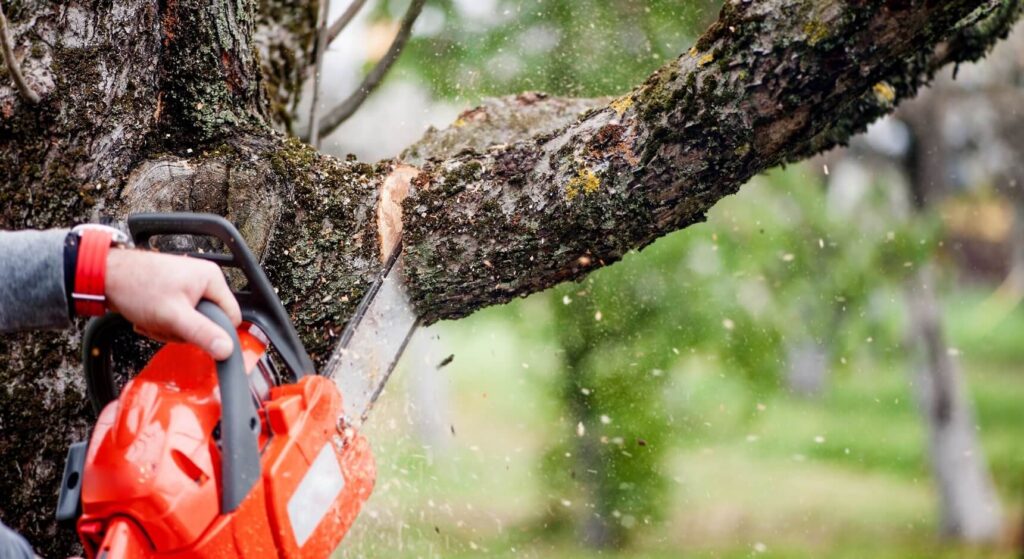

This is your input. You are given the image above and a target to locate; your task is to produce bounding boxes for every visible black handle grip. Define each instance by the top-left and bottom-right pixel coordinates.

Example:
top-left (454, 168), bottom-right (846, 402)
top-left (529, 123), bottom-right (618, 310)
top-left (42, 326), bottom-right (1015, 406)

top-left (128, 214), bottom-right (217, 240)
top-left (128, 213), bottom-right (314, 380)
top-left (196, 300), bottom-right (261, 513)
top-left (82, 314), bottom-right (131, 415)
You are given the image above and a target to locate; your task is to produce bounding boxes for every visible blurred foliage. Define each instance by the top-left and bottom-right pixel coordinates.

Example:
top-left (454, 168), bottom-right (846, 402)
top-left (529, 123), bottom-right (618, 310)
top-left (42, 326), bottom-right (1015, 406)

top-left (351, 318), bottom-right (1024, 556)
top-left (376, 0), bottom-right (718, 100)
top-left (533, 166), bottom-right (939, 546)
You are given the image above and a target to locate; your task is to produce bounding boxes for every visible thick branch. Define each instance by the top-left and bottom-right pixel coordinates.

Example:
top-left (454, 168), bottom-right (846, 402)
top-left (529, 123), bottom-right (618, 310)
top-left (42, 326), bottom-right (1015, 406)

top-left (800, 0), bottom-right (1023, 158)
top-left (402, 92), bottom-right (608, 164)
top-left (397, 0), bottom-right (1020, 324)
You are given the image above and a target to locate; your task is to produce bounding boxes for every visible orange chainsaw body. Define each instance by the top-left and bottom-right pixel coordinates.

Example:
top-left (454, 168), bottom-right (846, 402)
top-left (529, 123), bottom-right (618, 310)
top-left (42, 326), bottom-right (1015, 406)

top-left (76, 328), bottom-right (376, 558)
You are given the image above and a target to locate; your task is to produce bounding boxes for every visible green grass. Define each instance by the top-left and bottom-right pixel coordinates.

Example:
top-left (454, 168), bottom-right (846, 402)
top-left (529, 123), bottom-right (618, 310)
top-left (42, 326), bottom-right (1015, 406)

top-left (336, 295), bottom-right (1024, 558)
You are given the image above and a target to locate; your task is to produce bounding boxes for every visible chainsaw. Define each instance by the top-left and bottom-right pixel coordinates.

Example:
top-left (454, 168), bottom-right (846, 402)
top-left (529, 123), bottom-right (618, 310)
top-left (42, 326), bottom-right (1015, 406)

top-left (54, 213), bottom-right (419, 558)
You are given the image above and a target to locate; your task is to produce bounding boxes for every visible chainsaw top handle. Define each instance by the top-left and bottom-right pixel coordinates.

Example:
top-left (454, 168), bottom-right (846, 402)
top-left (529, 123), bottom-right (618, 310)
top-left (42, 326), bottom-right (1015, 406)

top-left (127, 212), bottom-right (314, 378)
top-left (197, 299), bottom-right (262, 513)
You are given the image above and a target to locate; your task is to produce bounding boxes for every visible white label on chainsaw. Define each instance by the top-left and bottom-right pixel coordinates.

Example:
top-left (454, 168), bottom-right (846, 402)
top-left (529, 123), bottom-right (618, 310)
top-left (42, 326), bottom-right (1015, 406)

top-left (287, 444), bottom-right (345, 547)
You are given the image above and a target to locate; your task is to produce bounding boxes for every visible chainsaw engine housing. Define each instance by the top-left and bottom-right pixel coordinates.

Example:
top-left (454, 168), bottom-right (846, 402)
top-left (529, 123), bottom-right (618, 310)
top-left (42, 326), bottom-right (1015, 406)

top-left (75, 329), bottom-right (375, 558)
top-left (55, 214), bottom-right (376, 558)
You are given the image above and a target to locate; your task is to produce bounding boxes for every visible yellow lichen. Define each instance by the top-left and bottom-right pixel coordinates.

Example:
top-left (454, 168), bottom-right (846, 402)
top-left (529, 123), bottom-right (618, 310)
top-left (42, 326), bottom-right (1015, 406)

top-left (803, 20), bottom-right (829, 46)
top-left (452, 117), bottom-right (467, 128)
top-left (688, 47), bottom-right (699, 58)
top-left (610, 95), bottom-right (634, 117)
top-left (566, 168), bottom-right (601, 201)
top-left (873, 81), bottom-right (896, 104)
top-left (698, 52), bottom-right (714, 66)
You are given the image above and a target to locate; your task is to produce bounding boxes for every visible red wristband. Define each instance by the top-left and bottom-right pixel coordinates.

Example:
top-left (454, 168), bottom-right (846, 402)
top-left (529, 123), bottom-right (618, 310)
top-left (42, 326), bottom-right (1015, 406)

top-left (73, 229), bottom-right (114, 316)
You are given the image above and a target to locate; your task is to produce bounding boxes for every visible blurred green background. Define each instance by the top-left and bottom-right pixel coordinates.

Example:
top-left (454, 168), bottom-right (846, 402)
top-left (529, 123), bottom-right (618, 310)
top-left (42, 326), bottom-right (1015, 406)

top-left (331, 1), bottom-right (1024, 557)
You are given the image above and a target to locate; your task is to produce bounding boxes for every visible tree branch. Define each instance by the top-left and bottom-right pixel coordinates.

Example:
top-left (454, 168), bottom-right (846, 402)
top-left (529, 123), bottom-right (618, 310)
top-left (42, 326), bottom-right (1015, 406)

top-left (316, 0), bottom-right (425, 138)
top-left (307, 0), bottom-right (332, 148)
top-left (798, 0), bottom-right (1024, 159)
top-left (402, 92), bottom-right (608, 164)
top-left (0, 0), bottom-right (39, 104)
top-left (397, 0), bottom-right (1021, 324)
top-left (326, 0), bottom-right (369, 46)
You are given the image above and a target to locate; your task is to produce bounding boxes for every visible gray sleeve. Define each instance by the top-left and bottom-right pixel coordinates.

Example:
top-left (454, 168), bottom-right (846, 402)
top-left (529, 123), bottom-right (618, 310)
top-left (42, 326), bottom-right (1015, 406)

top-left (0, 519), bottom-right (34, 559)
top-left (0, 229), bottom-right (72, 332)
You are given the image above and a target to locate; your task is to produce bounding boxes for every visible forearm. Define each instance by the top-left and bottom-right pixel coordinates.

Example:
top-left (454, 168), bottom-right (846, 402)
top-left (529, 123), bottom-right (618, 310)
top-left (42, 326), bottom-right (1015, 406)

top-left (0, 229), bottom-right (72, 332)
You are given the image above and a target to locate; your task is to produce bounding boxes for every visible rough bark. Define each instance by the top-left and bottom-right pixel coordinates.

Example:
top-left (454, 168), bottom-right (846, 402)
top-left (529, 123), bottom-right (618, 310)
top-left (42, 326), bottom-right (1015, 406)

top-left (0, 0), bottom-right (1020, 554)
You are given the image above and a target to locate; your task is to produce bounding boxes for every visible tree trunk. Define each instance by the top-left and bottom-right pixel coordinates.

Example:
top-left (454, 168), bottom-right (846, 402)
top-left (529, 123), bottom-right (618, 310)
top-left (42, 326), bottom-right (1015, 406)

top-left (905, 264), bottom-right (1003, 541)
top-left (1006, 198), bottom-right (1024, 294)
top-left (785, 338), bottom-right (829, 397)
top-left (563, 352), bottom-right (622, 549)
top-left (0, 0), bottom-right (1020, 554)
top-left (551, 286), bottom-right (626, 550)
top-left (899, 80), bottom-right (1006, 541)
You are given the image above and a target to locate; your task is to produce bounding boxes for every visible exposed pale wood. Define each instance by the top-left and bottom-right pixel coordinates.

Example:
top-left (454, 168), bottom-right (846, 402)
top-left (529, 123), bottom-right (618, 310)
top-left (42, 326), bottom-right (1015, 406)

top-left (378, 164), bottom-right (419, 261)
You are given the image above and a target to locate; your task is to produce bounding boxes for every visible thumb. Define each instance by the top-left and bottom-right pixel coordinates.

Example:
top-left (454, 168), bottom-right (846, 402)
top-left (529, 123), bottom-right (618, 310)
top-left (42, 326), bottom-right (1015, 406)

top-left (172, 307), bottom-right (236, 360)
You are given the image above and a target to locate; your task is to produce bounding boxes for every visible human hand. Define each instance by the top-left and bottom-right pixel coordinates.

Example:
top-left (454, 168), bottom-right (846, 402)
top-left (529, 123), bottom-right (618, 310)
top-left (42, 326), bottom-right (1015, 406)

top-left (103, 249), bottom-right (242, 360)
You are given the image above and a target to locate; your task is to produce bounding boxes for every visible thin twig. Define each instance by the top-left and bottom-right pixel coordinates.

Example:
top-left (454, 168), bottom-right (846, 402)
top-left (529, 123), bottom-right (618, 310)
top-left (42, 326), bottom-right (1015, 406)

top-left (317, 0), bottom-right (426, 139)
top-left (326, 0), bottom-right (369, 46)
top-left (0, 0), bottom-right (39, 104)
top-left (301, 0), bottom-right (369, 84)
top-left (307, 0), bottom-right (332, 148)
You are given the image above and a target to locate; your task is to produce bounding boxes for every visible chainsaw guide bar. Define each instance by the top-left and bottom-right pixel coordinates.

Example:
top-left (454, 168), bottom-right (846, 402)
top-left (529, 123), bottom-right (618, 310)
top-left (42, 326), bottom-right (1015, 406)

top-left (322, 239), bottom-right (421, 427)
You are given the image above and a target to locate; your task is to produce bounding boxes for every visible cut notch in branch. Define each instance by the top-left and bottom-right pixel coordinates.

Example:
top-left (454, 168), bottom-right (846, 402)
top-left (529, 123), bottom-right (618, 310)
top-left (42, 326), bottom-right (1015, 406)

top-left (316, 0), bottom-right (426, 139)
top-left (377, 164), bottom-right (419, 262)
top-left (0, 0), bottom-right (39, 104)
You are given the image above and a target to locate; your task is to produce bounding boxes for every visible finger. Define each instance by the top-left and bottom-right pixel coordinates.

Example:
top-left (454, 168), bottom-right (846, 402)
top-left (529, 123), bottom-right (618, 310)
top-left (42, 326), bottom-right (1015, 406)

top-left (167, 305), bottom-right (236, 360)
top-left (200, 264), bottom-right (243, 326)
top-left (133, 324), bottom-right (178, 344)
